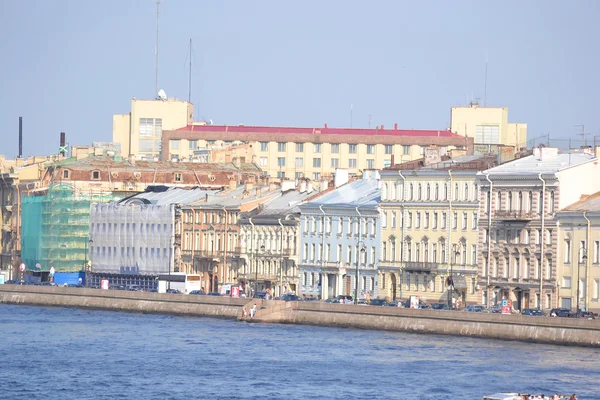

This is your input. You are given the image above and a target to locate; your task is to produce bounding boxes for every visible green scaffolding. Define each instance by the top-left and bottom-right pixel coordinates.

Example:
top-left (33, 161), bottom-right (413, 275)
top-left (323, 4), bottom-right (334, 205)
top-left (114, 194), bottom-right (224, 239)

top-left (21, 184), bottom-right (121, 272)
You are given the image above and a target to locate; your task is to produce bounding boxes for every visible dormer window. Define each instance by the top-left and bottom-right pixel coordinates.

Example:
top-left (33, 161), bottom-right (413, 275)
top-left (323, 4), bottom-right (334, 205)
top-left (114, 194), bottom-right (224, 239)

top-left (92, 170), bottom-right (100, 180)
top-left (63, 170), bottom-right (70, 179)
top-left (174, 173), bottom-right (182, 182)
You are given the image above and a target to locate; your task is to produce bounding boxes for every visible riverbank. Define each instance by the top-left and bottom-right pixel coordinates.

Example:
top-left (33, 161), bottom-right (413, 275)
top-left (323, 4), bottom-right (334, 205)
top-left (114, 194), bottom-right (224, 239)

top-left (2, 285), bottom-right (599, 347)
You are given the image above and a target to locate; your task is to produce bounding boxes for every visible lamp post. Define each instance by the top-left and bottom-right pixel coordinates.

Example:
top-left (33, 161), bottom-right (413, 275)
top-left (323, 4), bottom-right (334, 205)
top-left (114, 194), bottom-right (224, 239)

top-left (576, 248), bottom-right (588, 318)
top-left (448, 245), bottom-right (461, 309)
top-left (255, 244), bottom-right (265, 296)
top-left (355, 240), bottom-right (366, 304)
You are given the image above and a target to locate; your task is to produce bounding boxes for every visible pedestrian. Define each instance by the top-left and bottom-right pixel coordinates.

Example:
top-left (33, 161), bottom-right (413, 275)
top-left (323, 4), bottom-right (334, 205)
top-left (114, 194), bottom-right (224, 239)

top-left (569, 395), bottom-right (578, 400)
top-left (242, 306), bottom-right (248, 319)
top-left (250, 304), bottom-right (257, 319)
top-left (78, 277), bottom-right (83, 285)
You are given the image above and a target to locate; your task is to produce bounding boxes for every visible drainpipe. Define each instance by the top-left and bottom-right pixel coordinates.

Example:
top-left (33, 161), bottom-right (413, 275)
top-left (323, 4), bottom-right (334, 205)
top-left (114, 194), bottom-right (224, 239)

top-left (538, 173), bottom-right (546, 308)
top-left (249, 217), bottom-right (255, 297)
top-left (448, 170), bottom-right (454, 282)
top-left (485, 174), bottom-right (493, 306)
top-left (583, 211), bottom-right (591, 312)
top-left (319, 205), bottom-right (327, 300)
top-left (278, 217), bottom-right (284, 298)
top-left (398, 171), bottom-right (405, 300)
top-left (355, 206), bottom-right (362, 304)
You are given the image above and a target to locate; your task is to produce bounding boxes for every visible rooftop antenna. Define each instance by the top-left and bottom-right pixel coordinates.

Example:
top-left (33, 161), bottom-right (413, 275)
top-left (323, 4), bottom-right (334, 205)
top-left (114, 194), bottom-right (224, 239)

top-left (483, 49), bottom-right (488, 107)
top-left (350, 104), bottom-right (353, 128)
top-left (574, 124), bottom-right (589, 147)
top-left (368, 113), bottom-right (372, 129)
top-left (155, 0), bottom-right (160, 96)
top-left (188, 38), bottom-right (192, 103)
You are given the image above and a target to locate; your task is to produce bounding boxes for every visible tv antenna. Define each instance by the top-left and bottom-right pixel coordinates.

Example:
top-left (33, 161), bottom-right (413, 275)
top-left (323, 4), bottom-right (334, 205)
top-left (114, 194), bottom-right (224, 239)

top-left (155, 0), bottom-right (160, 96)
top-left (574, 124), bottom-right (590, 147)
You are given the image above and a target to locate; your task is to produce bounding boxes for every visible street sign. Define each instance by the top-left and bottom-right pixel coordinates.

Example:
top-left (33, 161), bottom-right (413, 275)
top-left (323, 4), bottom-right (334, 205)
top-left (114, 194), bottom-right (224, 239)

top-left (19, 263), bottom-right (26, 272)
top-left (59, 145), bottom-right (68, 153)
top-left (501, 299), bottom-right (512, 315)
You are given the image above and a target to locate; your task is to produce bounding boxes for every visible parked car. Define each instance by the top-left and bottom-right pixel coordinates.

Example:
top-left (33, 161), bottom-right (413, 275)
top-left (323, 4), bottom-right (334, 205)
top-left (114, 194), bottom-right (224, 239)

top-left (166, 289), bottom-right (182, 294)
top-left (253, 291), bottom-right (268, 299)
top-left (549, 308), bottom-right (571, 317)
top-left (281, 293), bottom-right (302, 301)
top-left (431, 303), bottom-right (450, 310)
top-left (521, 308), bottom-right (546, 316)
top-left (126, 285), bottom-right (144, 292)
top-left (465, 305), bottom-right (485, 312)
top-left (189, 290), bottom-right (206, 295)
top-left (303, 297), bottom-right (318, 302)
top-left (207, 292), bottom-right (222, 296)
top-left (489, 304), bottom-right (502, 313)
top-left (336, 295), bottom-right (354, 304)
top-left (369, 299), bottom-right (389, 306)
top-left (575, 311), bottom-right (596, 319)
top-left (324, 298), bottom-right (339, 303)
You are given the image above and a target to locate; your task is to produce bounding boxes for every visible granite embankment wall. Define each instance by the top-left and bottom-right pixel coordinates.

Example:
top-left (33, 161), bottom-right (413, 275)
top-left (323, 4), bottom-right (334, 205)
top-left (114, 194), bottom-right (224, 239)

top-left (2, 286), bottom-right (600, 347)
top-left (257, 301), bottom-right (600, 347)
top-left (0, 286), bottom-right (246, 318)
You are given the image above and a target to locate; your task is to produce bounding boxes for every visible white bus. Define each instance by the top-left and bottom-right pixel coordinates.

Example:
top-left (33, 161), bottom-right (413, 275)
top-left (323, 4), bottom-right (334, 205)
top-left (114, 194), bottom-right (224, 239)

top-left (157, 274), bottom-right (201, 294)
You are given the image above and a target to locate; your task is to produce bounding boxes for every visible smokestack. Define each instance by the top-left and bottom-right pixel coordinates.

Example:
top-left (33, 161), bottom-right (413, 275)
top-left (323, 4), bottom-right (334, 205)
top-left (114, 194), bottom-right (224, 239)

top-left (18, 117), bottom-right (23, 158)
top-left (60, 132), bottom-right (66, 154)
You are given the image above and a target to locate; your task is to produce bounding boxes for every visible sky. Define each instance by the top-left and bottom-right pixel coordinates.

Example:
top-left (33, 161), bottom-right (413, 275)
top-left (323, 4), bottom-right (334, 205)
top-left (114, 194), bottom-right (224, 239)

top-left (1, 0), bottom-right (599, 158)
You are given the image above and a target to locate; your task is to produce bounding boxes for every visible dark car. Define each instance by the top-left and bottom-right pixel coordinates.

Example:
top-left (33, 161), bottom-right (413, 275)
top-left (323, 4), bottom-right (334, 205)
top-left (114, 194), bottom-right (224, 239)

top-left (166, 289), bottom-right (182, 294)
top-left (549, 308), bottom-right (571, 317)
top-left (369, 299), bottom-right (389, 306)
top-left (281, 293), bottom-right (302, 301)
top-left (189, 290), bottom-right (206, 295)
top-left (465, 305), bottom-right (485, 312)
top-left (324, 298), bottom-right (340, 303)
top-left (521, 308), bottom-right (546, 316)
top-left (576, 311), bottom-right (596, 319)
top-left (253, 291), bottom-right (268, 299)
top-left (207, 292), bottom-right (222, 296)
top-left (431, 303), bottom-right (450, 310)
top-left (489, 304), bottom-right (502, 313)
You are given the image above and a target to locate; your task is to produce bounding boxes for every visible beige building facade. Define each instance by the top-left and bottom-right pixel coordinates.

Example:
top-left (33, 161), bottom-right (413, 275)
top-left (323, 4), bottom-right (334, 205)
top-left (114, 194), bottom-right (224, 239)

top-left (113, 98), bottom-right (194, 159)
top-left (557, 192), bottom-right (600, 314)
top-left (378, 149), bottom-right (498, 306)
top-left (451, 103), bottom-right (527, 149)
top-left (477, 147), bottom-right (600, 311)
top-left (162, 124), bottom-right (474, 181)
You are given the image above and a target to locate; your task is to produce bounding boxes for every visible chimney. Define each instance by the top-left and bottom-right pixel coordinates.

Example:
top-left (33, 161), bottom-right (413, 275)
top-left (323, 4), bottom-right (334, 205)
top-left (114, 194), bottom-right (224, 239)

top-left (394, 123), bottom-right (398, 130)
top-left (299, 179), bottom-right (307, 193)
top-left (381, 125), bottom-right (384, 130)
top-left (334, 169), bottom-right (349, 187)
top-left (269, 181), bottom-right (277, 192)
top-left (424, 145), bottom-right (442, 166)
top-left (390, 154), bottom-right (395, 166)
top-left (233, 156), bottom-right (241, 168)
top-left (128, 154), bottom-right (136, 166)
top-left (229, 178), bottom-right (237, 190)
top-left (242, 190), bottom-right (249, 199)
top-left (245, 180), bottom-right (254, 192)
top-left (320, 179), bottom-right (328, 191)
top-left (18, 117), bottom-right (23, 158)
top-left (324, 123), bottom-right (328, 129)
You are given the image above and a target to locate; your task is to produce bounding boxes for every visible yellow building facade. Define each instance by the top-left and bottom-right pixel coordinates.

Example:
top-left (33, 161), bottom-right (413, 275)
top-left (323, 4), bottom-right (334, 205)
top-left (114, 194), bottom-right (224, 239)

top-left (451, 103), bottom-right (527, 149)
top-left (377, 150), bottom-right (498, 307)
top-left (112, 98), bottom-right (194, 159)
top-left (557, 192), bottom-right (600, 314)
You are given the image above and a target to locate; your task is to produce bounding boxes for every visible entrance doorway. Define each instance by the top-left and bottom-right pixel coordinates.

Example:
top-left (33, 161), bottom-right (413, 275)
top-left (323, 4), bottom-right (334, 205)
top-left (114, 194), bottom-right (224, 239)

top-left (345, 275), bottom-right (352, 296)
top-left (390, 273), bottom-right (397, 300)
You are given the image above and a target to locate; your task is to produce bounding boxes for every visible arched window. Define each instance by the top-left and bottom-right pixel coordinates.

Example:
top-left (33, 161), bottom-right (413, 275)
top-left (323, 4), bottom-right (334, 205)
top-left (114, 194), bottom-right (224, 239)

top-left (528, 191), bottom-right (533, 213)
top-left (381, 182), bottom-right (388, 200)
top-left (508, 192), bottom-right (513, 211)
top-left (435, 183), bottom-right (439, 200)
top-left (418, 184), bottom-right (422, 200)
top-left (550, 191), bottom-right (555, 213)
top-left (454, 183), bottom-right (459, 200)
top-left (464, 183), bottom-right (469, 200)
top-left (443, 183), bottom-right (448, 200)
top-left (391, 183), bottom-right (396, 200)
top-left (426, 184), bottom-right (431, 200)
top-left (409, 183), bottom-right (414, 200)
top-left (518, 192), bottom-right (523, 212)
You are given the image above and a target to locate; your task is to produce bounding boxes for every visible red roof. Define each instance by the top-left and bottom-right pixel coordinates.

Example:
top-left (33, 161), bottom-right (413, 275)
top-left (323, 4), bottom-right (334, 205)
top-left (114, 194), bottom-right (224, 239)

top-left (175, 124), bottom-right (461, 138)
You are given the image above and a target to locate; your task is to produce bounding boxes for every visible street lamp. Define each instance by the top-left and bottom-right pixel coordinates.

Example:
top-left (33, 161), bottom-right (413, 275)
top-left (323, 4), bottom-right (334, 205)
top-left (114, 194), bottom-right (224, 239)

top-left (255, 244), bottom-right (265, 296)
top-left (355, 241), bottom-right (366, 304)
top-left (576, 248), bottom-right (588, 318)
top-left (448, 245), bottom-right (461, 309)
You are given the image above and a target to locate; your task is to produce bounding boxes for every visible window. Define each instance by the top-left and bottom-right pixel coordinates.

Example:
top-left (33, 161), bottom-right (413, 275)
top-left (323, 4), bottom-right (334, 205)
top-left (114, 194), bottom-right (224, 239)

top-left (313, 143), bottom-right (321, 153)
top-left (417, 184), bottom-right (422, 200)
top-left (550, 191), bottom-right (555, 213)
top-left (453, 212), bottom-right (458, 229)
top-left (475, 125), bottom-right (500, 144)
top-left (562, 276), bottom-right (572, 289)
top-left (189, 140), bottom-right (197, 150)
top-left (594, 241), bottom-right (600, 264)
top-left (277, 171), bottom-right (285, 178)
top-left (313, 173), bottom-right (321, 180)
top-left (92, 171), bottom-right (100, 180)
top-left (367, 144), bottom-right (375, 154)
top-left (331, 158), bottom-right (339, 168)
top-left (441, 212), bottom-right (447, 229)
top-left (385, 144), bottom-right (393, 154)
top-left (471, 245), bottom-right (476, 265)
top-left (403, 145), bottom-right (410, 155)
top-left (260, 157), bottom-right (268, 166)
top-left (391, 212), bottom-right (396, 228)
top-left (278, 142), bottom-right (286, 152)
top-left (472, 213), bottom-right (477, 229)
top-left (424, 212), bottom-right (429, 229)
top-left (296, 143), bottom-right (304, 152)
top-left (433, 212), bottom-right (438, 229)
top-left (63, 170), bottom-right (70, 179)
top-left (564, 240), bottom-right (571, 264)
top-left (174, 173), bottom-right (182, 182)
top-left (426, 184), bottom-right (431, 200)
top-left (464, 183), bottom-right (469, 200)
top-left (170, 140), bottom-right (180, 150)
top-left (579, 241), bottom-right (586, 263)
top-left (313, 158), bottom-right (321, 168)
top-left (338, 217), bottom-right (343, 233)
top-left (349, 144), bottom-right (357, 154)
top-left (407, 212), bottom-right (412, 228)
top-left (367, 159), bottom-right (375, 169)
top-left (295, 157), bottom-right (304, 167)
top-left (260, 142), bottom-right (268, 151)
top-left (330, 143), bottom-right (340, 154)
top-left (348, 159), bottom-right (357, 168)
top-left (277, 157), bottom-right (286, 167)
top-left (416, 212), bottom-right (421, 228)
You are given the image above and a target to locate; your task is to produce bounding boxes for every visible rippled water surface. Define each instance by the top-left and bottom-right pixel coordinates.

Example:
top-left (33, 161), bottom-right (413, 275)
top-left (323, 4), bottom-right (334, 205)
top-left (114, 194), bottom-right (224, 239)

top-left (0, 304), bottom-right (598, 399)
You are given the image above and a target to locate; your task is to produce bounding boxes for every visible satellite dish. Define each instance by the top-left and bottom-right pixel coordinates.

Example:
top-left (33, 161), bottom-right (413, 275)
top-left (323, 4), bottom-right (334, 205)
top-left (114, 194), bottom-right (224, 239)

top-left (157, 89), bottom-right (167, 100)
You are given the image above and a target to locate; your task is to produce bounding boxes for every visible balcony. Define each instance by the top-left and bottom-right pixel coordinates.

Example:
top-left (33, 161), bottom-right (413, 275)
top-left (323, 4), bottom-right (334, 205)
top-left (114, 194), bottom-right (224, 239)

top-left (494, 210), bottom-right (538, 221)
top-left (404, 261), bottom-right (441, 272)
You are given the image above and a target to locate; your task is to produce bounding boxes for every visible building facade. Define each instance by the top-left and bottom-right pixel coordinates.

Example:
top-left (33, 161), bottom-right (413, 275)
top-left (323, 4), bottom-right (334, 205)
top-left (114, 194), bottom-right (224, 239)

top-left (113, 98), bottom-right (194, 159)
top-left (298, 174), bottom-right (381, 300)
top-left (556, 192), bottom-right (600, 314)
top-left (451, 102), bottom-right (527, 149)
top-left (162, 124), bottom-right (474, 181)
top-left (477, 147), bottom-right (600, 310)
top-left (378, 149), bottom-right (498, 306)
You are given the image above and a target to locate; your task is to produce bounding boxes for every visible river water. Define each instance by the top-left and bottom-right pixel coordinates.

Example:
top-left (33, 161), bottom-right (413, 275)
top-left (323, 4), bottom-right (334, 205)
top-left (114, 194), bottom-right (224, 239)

top-left (0, 304), bottom-right (598, 399)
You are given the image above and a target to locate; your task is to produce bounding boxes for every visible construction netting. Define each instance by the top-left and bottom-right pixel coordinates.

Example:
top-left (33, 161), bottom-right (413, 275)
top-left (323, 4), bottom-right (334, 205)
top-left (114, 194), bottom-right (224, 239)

top-left (21, 184), bottom-right (121, 272)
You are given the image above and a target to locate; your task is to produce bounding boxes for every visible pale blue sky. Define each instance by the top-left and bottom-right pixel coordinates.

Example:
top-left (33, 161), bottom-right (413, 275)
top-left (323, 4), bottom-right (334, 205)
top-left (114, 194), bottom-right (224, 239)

top-left (1, 0), bottom-right (599, 157)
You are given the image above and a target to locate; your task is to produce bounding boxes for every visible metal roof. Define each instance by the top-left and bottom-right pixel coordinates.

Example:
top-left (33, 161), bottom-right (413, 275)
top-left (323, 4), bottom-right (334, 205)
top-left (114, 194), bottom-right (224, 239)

top-left (120, 187), bottom-right (217, 206)
top-left (561, 191), bottom-right (600, 212)
top-left (482, 152), bottom-right (595, 175)
top-left (304, 179), bottom-right (381, 207)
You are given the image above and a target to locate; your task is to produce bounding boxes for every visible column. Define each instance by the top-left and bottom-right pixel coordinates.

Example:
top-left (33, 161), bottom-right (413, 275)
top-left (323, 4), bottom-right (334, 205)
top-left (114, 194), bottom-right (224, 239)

top-left (321, 273), bottom-right (329, 300)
